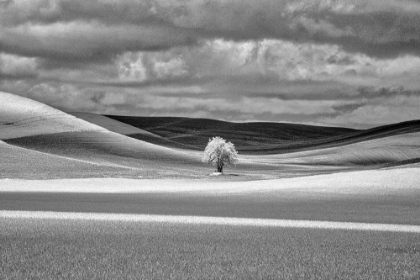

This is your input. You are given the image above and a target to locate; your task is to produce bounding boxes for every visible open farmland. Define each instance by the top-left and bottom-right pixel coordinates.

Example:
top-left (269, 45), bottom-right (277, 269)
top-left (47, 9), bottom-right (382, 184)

top-left (2, 0), bottom-right (420, 278)
top-left (1, 91), bottom-right (420, 279)
top-left (1, 214), bottom-right (420, 280)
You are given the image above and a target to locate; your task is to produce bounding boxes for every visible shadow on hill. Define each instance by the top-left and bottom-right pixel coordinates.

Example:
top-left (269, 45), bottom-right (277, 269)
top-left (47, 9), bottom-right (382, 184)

top-left (4, 131), bottom-right (210, 178)
top-left (105, 115), bottom-right (420, 155)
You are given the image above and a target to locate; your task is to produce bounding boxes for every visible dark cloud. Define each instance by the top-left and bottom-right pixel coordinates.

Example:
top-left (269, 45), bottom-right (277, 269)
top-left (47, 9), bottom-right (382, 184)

top-left (357, 85), bottom-right (411, 97)
top-left (1, 0), bottom-right (420, 129)
top-left (0, 23), bottom-right (197, 62)
top-left (287, 11), bottom-right (420, 58)
top-left (0, 73), bottom-right (37, 80)
top-left (0, 0), bottom-right (158, 26)
top-left (331, 103), bottom-right (364, 113)
top-left (1, 0), bottom-right (420, 61)
top-left (327, 55), bottom-right (355, 65)
top-left (342, 69), bottom-right (357, 77)
top-left (190, 1), bottom-right (420, 58)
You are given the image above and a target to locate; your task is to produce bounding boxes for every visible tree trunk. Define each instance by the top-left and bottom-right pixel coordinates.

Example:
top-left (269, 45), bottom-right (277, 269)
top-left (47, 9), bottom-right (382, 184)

top-left (216, 161), bottom-right (223, 173)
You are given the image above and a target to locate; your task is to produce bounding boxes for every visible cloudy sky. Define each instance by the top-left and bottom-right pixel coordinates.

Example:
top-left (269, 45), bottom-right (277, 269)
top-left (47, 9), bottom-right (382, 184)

top-left (1, 0), bottom-right (420, 128)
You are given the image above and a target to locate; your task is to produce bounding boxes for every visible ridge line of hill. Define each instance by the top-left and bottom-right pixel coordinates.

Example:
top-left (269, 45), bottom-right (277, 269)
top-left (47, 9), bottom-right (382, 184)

top-left (104, 115), bottom-right (420, 154)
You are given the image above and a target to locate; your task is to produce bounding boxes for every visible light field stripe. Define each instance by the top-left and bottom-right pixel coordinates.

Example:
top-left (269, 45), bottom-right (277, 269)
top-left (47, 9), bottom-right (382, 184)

top-left (1, 211), bottom-right (420, 233)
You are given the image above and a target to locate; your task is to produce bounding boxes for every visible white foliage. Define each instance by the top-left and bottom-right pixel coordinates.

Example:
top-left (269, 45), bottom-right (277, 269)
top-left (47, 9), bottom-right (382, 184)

top-left (202, 136), bottom-right (238, 172)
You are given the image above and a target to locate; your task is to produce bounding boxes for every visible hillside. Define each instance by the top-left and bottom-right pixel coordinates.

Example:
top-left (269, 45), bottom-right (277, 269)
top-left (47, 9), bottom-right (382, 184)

top-left (0, 91), bottom-right (106, 139)
top-left (264, 131), bottom-right (420, 166)
top-left (73, 113), bottom-right (198, 150)
top-left (0, 92), bottom-right (202, 179)
top-left (6, 131), bottom-right (199, 168)
top-left (0, 140), bottom-right (133, 179)
top-left (105, 115), bottom-right (420, 155)
top-left (70, 112), bottom-right (159, 137)
top-left (0, 91), bottom-right (419, 179)
top-left (104, 115), bottom-right (358, 152)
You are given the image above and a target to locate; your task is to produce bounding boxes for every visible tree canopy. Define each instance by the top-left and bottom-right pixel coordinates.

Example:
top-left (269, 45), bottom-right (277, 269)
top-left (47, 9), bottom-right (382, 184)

top-left (202, 136), bottom-right (238, 173)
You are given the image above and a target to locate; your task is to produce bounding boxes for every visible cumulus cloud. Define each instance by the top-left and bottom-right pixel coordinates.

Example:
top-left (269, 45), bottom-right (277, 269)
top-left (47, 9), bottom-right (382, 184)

top-left (1, 0), bottom-right (420, 128)
top-left (318, 86), bottom-right (420, 128)
top-left (0, 22), bottom-right (196, 62)
top-left (0, 53), bottom-right (37, 78)
top-left (1, 0), bottom-right (420, 59)
top-left (26, 82), bottom-right (108, 112)
top-left (319, 102), bottom-right (420, 128)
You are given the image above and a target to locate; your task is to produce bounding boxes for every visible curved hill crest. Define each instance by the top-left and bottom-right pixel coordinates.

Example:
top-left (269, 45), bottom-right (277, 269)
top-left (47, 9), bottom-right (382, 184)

top-left (0, 92), bottom-right (201, 179)
top-left (0, 91), bottom-right (107, 139)
top-left (0, 91), bottom-right (419, 179)
top-left (105, 115), bottom-right (420, 154)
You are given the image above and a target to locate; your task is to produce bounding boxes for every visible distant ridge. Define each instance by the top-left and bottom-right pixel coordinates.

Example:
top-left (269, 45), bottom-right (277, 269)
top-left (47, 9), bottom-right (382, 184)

top-left (0, 91), bottom-right (418, 178)
top-left (105, 115), bottom-right (357, 152)
top-left (105, 115), bottom-right (420, 154)
top-left (70, 112), bottom-right (160, 137)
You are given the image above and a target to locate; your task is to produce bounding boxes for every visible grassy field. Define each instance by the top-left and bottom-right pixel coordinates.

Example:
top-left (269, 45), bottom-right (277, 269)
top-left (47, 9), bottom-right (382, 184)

top-left (1, 92), bottom-right (420, 279)
top-left (1, 166), bottom-right (420, 225)
top-left (1, 217), bottom-right (420, 280)
top-left (2, 190), bottom-right (420, 225)
top-left (2, 92), bottom-right (420, 180)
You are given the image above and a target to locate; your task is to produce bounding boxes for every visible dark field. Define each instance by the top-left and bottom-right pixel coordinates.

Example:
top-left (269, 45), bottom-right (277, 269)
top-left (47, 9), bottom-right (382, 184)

top-left (1, 218), bottom-right (420, 280)
top-left (2, 191), bottom-right (420, 225)
top-left (106, 115), bottom-right (420, 154)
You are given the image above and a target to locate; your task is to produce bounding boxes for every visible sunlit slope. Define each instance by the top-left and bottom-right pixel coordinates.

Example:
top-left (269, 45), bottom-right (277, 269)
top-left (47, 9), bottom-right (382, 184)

top-left (105, 115), bottom-right (357, 151)
top-left (71, 112), bottom-right (159, 137)
top-left (0, 92), bottom-right (202, 178)
top-left (0, 91), bottom-right (106, 139)
top-left (268, 132), bottom-right (420, 166)
top-left (5, 131), bottom-right (203, 177)
top-left (72, 113), bottom-right (197, 150)
top-left (0, 140), bottom-right (132, 179)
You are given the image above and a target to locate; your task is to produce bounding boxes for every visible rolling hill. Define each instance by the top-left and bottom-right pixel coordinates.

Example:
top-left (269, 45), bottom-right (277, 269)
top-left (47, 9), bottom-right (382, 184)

top-left (105, 115), bottom-right (420, 155)
top-left (0, 91), bottom-right (419, 179)
top-left (102, 115), bottom-right (420, 168)
top-left (0, 91), bottom-right (107, 139)
top-left (0, 92), bottom-right (202, 179)
top-left (263, 131), bottom-right (420, 166)
top-left (0, 139), bottom-right (134, 179)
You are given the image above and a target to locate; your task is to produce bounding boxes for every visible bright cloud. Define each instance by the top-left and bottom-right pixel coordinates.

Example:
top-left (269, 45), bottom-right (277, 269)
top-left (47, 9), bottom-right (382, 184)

top-left (1, 0), bottom-right (420, 128)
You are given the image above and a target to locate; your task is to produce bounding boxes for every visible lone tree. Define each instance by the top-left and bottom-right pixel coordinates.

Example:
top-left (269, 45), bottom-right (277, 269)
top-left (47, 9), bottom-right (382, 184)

top-left (202, 136), bottom-right (238, 173)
